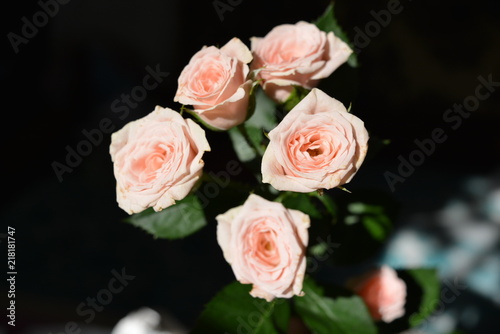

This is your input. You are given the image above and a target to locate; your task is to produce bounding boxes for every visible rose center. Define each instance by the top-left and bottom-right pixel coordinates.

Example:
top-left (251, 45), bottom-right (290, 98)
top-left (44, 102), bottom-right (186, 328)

top-left (281, 43), bottom-right (308, 61)
top-left (253, 229), bottom-right (280, 266)
top-left (131, 144), bottom-right (170, 183)
top-left (145, 150), bottom-right (166, 172)
top-left (262, 240), bottom-right (274, 251)
top-left (307, 147), bottom-right (322, 157)
top-left (299, 133), bottom-right (324, 158)
top-left (198, 65), bottom-right (224, 93)
top-left (258, 231), bottom-right (275, 251)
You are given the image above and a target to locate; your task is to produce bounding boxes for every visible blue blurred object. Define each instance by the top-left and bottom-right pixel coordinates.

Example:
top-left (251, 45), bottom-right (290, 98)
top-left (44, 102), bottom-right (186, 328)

top-left (381, 169), bottom-right (500, 334)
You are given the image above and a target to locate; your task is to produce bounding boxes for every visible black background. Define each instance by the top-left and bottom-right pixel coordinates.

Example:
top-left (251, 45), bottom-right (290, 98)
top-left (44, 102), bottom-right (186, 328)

top-left (2, 0), bottom-right (500, 333)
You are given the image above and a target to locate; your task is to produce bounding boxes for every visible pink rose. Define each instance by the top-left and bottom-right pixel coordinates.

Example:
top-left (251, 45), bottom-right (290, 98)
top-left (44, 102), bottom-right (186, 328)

top-left (174, 38), bottom-right (253, 130)
top-left (216, 194), bottom-right (310, 302)
top-left (110, 106), bottom-right (210, 214)
top-left (261, 88), bottom-right (368, 193)
top-left (348, 266), bottom-right (407, 323)
top-left (251, 21), bottom-right (352, 102)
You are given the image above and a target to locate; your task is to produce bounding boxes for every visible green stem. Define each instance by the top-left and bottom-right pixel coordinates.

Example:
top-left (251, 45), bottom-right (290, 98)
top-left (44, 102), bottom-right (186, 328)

top-left (180, 105), bottom-right (187, 116)
top-left (253, 300), bottom-right (276, 333)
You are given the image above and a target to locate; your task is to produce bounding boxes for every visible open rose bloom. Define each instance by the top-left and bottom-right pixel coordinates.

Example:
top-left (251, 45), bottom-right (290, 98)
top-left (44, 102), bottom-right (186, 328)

top-left (216, 194), bottom-right (310, 302)
top-left (262, 88), bottom-right (369, 193)
top-left (110, 106), bottom-right (210, 214)
top-left (348, 266), bottom-right (407, 323)
top-left (251, 21), bottom-right (352, 102)
top-left (174, 38), bottom-right (253, 130)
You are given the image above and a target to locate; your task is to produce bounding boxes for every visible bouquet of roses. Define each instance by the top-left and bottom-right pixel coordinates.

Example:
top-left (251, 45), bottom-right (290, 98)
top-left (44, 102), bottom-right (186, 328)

top-left (109, 3), bottom-right (439, 333)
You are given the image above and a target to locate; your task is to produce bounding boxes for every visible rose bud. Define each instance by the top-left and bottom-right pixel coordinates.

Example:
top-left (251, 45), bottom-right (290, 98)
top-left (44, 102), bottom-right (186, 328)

top-left (347, 266), bottom-right (407, 323)
top-left (174, 38), bottom-right (253, 130)
top-left (251, 21), bottom-right (352, 102)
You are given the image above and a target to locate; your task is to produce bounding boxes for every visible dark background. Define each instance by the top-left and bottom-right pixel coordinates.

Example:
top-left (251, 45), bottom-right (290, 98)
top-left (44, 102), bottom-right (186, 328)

top-left (2, 0), bottom-right (500, 333)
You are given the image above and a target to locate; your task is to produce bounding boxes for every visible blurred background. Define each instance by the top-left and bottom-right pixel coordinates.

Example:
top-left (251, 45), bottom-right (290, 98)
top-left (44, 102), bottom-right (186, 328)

top-left (1, 0), bottom-right (499, 333)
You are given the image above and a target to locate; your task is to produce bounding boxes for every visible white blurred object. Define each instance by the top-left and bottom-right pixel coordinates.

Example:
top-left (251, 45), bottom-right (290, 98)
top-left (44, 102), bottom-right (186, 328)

top-left (430, 313), bottom-right (456, 334)
top-left (111, 307), bottom-right (186, 334)
top-left (384, 228), bottom-right (436, 267)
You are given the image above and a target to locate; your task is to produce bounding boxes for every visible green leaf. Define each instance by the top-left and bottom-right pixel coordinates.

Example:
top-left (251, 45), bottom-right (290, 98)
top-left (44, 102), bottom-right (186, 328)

top-left (228, 126), bottom-right (257, 162)
top-left (281, 192), bottom-right (322, 219)
top-left (281, 86), bottom-right (310, 113)
top-left (314, 2), bottom-right (358, 67)
top-left (407, 268), bottom-right (440, 327)
top-left (310, 192), bottom-right (337, 218)
top-left (124, 194), bottom-right (206, 240)
top-left (294, 278), bottom-right (378, 334)
top-left (362, 216), bottom-right (388, 241)
top-left (272, 299), bottom-right (291, 332)
top-left (192, 281), bottom-right (289, 334)
top-left (346, 202), bottom-right (392, 241)
top-left (344, 215), bottom-right (359, 225)
top-left (309, 242), bottom-right (329, 258)
top-left (246, 86), bottom-right (277, 131)
top-left (243, 81), bottom-right (259, 122)
top-left (229, 87), bottom-right (277, 162)
top-left (245, 125), bottom-right (266, 156)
